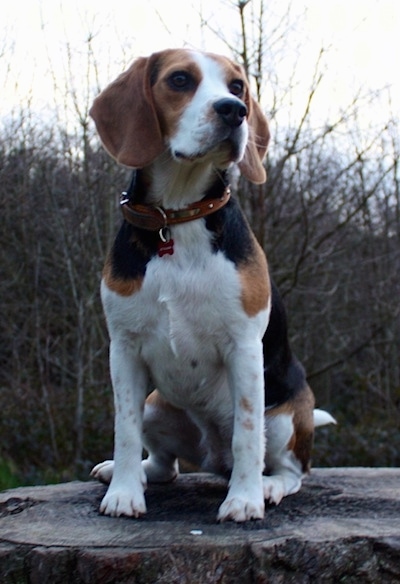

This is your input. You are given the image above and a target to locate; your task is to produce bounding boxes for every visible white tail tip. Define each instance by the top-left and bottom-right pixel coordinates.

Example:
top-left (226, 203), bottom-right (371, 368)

top-left (313, 408), bottom-right (337, 428)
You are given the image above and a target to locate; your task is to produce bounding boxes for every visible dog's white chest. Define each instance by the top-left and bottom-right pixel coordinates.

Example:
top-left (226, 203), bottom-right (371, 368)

top-left (145, 253), bottom-right (239, 403)
top-left (102, 224), bottom-right (252, 408)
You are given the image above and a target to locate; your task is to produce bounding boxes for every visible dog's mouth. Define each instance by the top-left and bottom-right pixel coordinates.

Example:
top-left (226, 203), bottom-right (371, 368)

top-left (173, 150), bottom-right (202, 162)
top-left (172, 135), bottom-right (244, 166)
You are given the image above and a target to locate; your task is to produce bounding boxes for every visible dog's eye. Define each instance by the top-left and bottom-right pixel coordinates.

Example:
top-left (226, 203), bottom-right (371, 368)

top-left (229, 79), bottom-right (244, 97)
top-left (168, 71), bottom-right (194, 91)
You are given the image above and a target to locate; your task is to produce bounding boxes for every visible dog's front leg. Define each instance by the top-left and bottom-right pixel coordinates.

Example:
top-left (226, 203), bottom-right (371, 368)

top-left (218, 341), bottom-right (265, 522)
top-left (99, 338), bottom-right (148, 518)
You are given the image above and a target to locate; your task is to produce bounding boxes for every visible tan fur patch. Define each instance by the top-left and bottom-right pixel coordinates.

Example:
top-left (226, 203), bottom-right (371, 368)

top-left (151, 50), bottom-right (202, 139)
top-left (102, 258), bottom-right (143, 297)
top-left (267, 385), bottom-right (315, 473)
top-left (238, 234), bottom-right (270, 317)
top-left (292, 385), bottom-right (315, 472)
top-left (267, 400), bottom-right (295, 417)
top-left (242, 419), bottom-right (255, 431)
top-left (145, 389), bottom-right (183, 413)
top-left (240, 397), bottom-right (254, 413)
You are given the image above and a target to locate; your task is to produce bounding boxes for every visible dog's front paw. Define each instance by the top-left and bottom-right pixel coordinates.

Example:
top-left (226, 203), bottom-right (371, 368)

top-left (91, 460), bottom-right (114, 484)
top-left (100, 486), bottom-right (147, 518)
top-left (217, 496), bottom-right (264, 522)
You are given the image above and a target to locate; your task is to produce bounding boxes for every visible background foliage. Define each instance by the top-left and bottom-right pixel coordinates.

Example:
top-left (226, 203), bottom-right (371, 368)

top-left (1, 1), bottom-right (399, 488)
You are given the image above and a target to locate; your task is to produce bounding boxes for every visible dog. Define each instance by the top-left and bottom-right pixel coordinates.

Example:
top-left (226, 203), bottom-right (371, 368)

top-left (89, 48), bottom-right (335, 522)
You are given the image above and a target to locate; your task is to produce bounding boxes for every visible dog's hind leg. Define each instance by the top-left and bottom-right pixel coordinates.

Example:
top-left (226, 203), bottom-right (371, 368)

top-left (263, 410), bottom-right (305, 504)
top-left (142, 390), bottom-right (202, 483)
top-left (263, 383), bottom-right (316, 505)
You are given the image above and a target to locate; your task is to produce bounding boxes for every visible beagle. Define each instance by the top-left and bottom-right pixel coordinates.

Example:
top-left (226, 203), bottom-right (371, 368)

top-left (90, 48), bottom-right (335, 522)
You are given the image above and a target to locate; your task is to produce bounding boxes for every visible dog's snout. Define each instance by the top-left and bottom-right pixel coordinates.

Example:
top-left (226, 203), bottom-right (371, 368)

top-left (213, 98), bottom-right (248, 128)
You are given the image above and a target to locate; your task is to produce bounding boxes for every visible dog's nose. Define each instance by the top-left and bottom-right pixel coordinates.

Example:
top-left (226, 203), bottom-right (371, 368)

top-left (213, 98), bottom-right (247, 128)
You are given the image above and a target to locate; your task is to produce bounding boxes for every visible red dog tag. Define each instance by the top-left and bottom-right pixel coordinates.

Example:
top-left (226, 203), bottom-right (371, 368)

top-left (158, 238), bottom-right (174, 257)
top-left (158, 226), bottom-right (174, 257)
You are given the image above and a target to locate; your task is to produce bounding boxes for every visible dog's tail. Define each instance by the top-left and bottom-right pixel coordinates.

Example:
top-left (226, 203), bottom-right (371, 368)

top-left (313, 409), bottom-right (337, 428)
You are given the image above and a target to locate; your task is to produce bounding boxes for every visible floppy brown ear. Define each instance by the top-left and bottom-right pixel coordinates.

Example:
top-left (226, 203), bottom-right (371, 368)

top-left (238, 98), bottom-right (270, 184)
top-left (90, 56), bottom-right (164, 168)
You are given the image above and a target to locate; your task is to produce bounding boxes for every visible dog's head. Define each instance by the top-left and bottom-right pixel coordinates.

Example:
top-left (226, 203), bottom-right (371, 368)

top-left (90, 48), bottom-right (270, 184)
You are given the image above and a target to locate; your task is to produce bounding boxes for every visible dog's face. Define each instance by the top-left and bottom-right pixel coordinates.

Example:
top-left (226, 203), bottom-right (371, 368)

top-left (90, 49), bottom-right (270, 184)
top-left (150, 50), bottom-right (249, 168)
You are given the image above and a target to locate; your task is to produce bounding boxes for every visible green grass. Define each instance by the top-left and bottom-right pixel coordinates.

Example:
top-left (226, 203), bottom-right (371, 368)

top-left (0, 458), bottom-right (23, 490)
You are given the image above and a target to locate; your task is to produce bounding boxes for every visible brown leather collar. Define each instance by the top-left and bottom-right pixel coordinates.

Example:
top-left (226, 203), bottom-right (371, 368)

top-left (120, 185), bottom-right (231, 232)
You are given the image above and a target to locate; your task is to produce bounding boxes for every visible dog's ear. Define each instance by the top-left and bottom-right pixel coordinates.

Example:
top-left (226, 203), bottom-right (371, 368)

top-left (90, 56), bottom-right (164, 168)
top-left (238, 98), bottom-right (270, 184)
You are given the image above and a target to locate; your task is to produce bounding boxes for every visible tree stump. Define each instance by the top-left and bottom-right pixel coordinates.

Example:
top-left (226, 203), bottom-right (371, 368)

top-left (1, 468), bottom-right (400, 583)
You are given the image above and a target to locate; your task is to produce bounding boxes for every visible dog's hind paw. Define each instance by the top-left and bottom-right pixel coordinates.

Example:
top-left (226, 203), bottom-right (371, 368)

top-left (263, 475), bottom-right (285, 505)
top-left (142, 457), bottom-right (178, 483)
top-left (91, 460), bottom-right (114, 484)
top-left (262, 473), bottom-right (301, 505)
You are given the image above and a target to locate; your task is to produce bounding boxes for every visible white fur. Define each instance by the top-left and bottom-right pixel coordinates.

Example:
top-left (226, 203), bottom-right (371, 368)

top-left (263, 413), bottom-right (303, 504)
